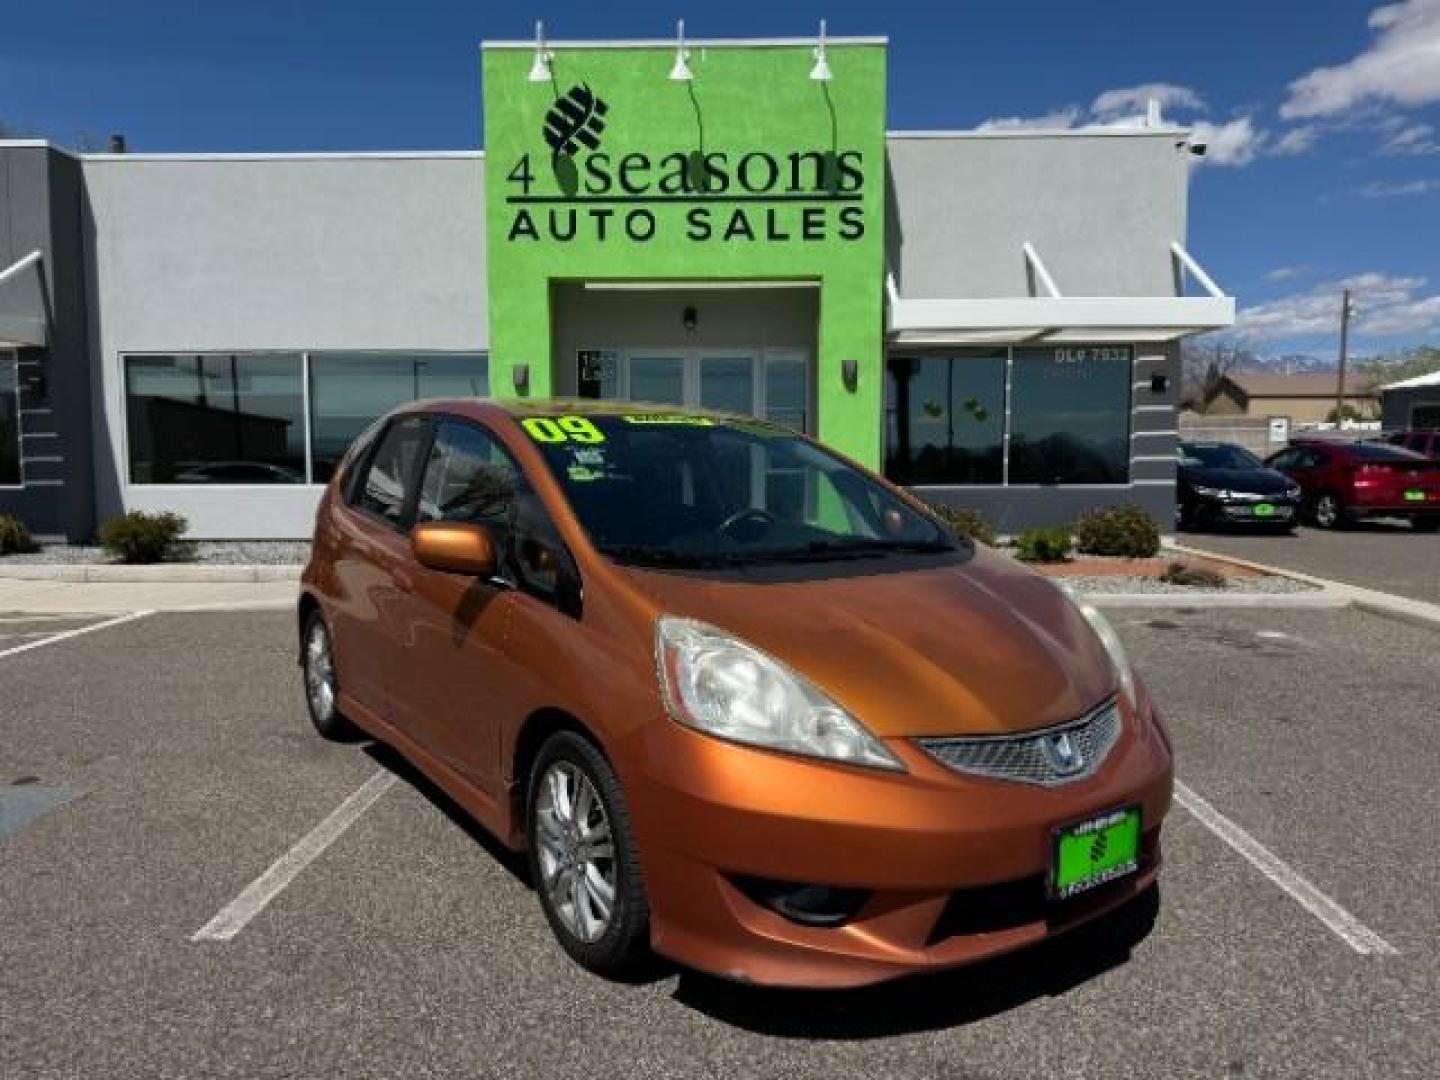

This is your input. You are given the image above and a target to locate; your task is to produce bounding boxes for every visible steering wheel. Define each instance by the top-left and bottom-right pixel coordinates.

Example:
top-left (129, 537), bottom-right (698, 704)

top-left (717, 507), bottom-right (777, 539)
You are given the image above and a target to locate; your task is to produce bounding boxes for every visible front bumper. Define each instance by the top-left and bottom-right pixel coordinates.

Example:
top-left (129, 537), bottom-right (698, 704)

top-left (626, 690), bottom-right (1174, 988)
top-left (1194, 494), bottom-right (1299, 524)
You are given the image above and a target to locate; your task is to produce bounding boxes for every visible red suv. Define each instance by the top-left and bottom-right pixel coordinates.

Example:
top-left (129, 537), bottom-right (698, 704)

top-left (1265, 439), bottom-right (1440, 531)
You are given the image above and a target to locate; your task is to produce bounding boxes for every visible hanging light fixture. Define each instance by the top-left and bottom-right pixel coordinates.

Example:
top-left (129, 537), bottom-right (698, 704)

top-left (669, 19), bottom-right (693, 81)
top-left (810, 19), bottom-right (832, 81)
top-left (527, 20), bottom-right (553, 83)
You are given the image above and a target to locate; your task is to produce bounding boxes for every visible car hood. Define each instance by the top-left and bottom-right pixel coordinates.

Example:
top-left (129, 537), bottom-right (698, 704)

top-left (1181, 466), bottom-right (1295, 493)
top-left (616, 545), bottom-right (1116, 738)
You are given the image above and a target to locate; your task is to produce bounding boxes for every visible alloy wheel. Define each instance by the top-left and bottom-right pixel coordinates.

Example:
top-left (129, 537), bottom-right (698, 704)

top-left (304, 619), bottom-right (337, 724)
top-left (534, 760), bottom-right (617, 944)
top-left (1314, 494), bottom-right (1339, 528)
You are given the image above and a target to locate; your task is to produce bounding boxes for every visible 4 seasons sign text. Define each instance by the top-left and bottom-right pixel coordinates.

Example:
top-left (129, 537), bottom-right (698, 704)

top-left (504, 83), bottom-right (868, 245)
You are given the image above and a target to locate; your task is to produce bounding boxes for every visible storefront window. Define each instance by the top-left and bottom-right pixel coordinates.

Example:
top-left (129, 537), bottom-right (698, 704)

top-left (1, 351), bottom-right (19, 486)
top-left (125, 354), bottom-right (305, 484)
top-left (885, 352), bottom-right (1006, 484)
top-left (1008, 346), bottom-right (1131, 484)
top-left (308, 353), bottom-right (488, 482)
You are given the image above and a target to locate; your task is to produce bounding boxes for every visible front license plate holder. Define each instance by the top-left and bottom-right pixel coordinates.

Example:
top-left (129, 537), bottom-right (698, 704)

top-left (1404, 490), bottom-right (1425, 502)
top-left (1253, 503), bottom-right (1275, 517)
top-left (1049, 805), bottom-right (1142, 900)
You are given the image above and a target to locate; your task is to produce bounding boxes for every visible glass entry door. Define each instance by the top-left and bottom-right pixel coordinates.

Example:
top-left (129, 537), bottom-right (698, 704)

top-left (577, 348), bottom-right (809, 433)
top-left (625, 352), bottom-right (686, 407)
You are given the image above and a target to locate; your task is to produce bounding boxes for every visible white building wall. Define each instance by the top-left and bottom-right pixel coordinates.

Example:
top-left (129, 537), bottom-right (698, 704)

top-left (81, 152), bottom-right (488, 537)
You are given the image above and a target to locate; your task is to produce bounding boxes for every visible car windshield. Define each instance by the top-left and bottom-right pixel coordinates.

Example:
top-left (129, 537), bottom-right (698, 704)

top-left (518, 412), bottom-right (957, 568)
top-left (1180, 443), bottom-right (1263, 469)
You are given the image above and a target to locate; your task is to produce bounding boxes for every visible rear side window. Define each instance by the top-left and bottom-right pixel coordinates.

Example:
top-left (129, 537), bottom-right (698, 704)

top-left (354, 416), bottom-right (431, 527)
top-left (1351, 443), bottom-right (1425, 462)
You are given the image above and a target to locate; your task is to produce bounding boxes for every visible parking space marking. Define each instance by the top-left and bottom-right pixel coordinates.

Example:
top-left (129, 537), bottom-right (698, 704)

top-left (0, 610), bottom-right (153, 661)
top-left (191, 770), bottom-right (397, 942)
top-left (1175, 780), bottom-right (1398, 956)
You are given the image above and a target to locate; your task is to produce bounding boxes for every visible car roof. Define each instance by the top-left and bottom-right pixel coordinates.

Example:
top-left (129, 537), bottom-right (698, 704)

top-left (403, 396), bottom-right (766, 426)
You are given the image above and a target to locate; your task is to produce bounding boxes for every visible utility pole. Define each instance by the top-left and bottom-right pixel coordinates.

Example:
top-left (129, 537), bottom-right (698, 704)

top-left (1335, 288), bottom-right (1354, 426)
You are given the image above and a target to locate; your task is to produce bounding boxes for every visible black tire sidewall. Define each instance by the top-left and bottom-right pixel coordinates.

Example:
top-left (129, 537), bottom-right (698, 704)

top-left (302, 609), bottom-right (351, 739)
top-left (526, 731), bottom-right (650, 976)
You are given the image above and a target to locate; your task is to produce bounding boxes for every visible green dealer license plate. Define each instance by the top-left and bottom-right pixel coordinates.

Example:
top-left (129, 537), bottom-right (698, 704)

top-left (1404, 489), bottom-right (1425, 502)
top-left (1252, 503), bottom-right (1276, 517)
top-left (1051, 806), bottom-right (1141, 900)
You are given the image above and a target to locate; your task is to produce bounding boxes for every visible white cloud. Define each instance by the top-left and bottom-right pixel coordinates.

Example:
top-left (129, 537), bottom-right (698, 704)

top-left (1266, 265), bottom-right (1309, 282)
top-left (1190, 118), bottom-right (1266, 166)
top-left (971, 82), bottom-right (1263, 167)
top-left (1273, 124), bottom-right (1322, 155)
top-left (973, 107), bottom-right (1083, 132)
top-left (1381, 120), bottom-right (1440, 153)
top-left (1237, 272), bottom-right (1440, 340)
top-left (1358, 177), bottom-right (1440, 196)
top-left (1281, 0), bottom-right (1440, 119)
top-left (1091, 83), bottom-right (1205, 120)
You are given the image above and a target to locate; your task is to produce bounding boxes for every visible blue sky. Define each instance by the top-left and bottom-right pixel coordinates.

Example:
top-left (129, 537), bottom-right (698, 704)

top-left (4, 0), bottom-right (1438, 359)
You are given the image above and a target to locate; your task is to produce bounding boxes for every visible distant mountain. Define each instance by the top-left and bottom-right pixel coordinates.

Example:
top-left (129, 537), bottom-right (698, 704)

top-left (1240, 353), bottom-right (1335, 375)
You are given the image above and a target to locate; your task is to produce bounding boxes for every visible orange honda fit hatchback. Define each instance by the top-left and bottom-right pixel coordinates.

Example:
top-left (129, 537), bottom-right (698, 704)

top-left (299, 399), bottom-right (1173, 988)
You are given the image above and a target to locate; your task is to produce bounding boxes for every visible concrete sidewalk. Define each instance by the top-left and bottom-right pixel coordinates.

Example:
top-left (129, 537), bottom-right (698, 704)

top-left (0, 577), bottom-right (297, 614)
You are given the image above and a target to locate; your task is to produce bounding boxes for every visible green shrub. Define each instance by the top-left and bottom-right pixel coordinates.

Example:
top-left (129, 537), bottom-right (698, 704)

top-left (1074, 504), bottom-right (1161, 558)
top-left (1014, 525), bottom-right (1073, 563)
top-left (927, 503), bottom-right (997, 546)
top-left (1160, 561), bottom-right (1228, 589)
top-left (0, 513), bottom-right (38, 555)
top-left (98, 511), bottom-right (188, 564)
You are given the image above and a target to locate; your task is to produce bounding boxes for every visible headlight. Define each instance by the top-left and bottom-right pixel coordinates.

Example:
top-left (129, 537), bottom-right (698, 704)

top-left (655, 617), bottom-right (904, 771)
top-left (1060, 592), bottom-right (1137, 709)
top-left (1191, 484), bottom-right (1229, 499)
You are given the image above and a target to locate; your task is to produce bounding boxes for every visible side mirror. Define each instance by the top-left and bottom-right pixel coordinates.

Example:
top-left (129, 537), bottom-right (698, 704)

top-left (412, 522), bottom-right (498, 578)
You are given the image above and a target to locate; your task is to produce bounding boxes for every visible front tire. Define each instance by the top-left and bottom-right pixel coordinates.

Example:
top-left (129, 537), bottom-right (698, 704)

top-left (1311, 492), bottom-right (1348, 530)
top-left (302, 609), bottom-right (358, 740)
top-left (527, 732), bottom-right (650, 977)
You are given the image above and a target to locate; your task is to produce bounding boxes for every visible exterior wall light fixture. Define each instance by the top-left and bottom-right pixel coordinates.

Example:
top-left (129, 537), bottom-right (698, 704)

top-left (810, 19), bottom-right (832, 82)
top-left (669, 20), bottom-right (693, 82)
top-left (682, 305), bottom-right (699, 333)
top-left (513, 363), bottom-right (531, 394)
top-left (841, 356), bottom-right (858, 391)
top-left (527, 21), bottom-right (553, 83)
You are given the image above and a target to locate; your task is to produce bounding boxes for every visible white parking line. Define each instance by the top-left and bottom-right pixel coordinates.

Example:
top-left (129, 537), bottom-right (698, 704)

top-left (1175, 780), bottom-right (1398, 956)
top-left (191, 770), bottom-right (397, 942)
top-left (0, 610), bottom-right (154, 661)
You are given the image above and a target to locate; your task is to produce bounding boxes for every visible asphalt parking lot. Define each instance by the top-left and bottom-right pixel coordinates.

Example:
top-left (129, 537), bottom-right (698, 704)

top-left (3, 607), bottom-right (1437, 1078)
top-left (1185, 519), bottom-right (1440, 603)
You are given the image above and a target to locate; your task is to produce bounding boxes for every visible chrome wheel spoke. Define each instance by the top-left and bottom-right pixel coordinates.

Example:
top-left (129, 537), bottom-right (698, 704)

top-left (535, 759), bottom-right (619, 944)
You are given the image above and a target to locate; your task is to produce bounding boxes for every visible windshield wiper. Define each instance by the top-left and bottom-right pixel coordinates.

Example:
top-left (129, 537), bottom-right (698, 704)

top-left (598, 545), bottom-right (747, 570)
top-left (737, 538), bottom-right (955, 564)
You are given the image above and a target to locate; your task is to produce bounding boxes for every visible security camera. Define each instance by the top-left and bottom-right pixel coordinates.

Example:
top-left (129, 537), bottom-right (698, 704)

top-left (1189, 142), bottom-right (1208, 157)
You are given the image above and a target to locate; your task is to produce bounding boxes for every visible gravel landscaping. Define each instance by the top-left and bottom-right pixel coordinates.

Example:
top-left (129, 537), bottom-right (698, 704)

top-left (1054, 573), bottom-right (1316, 595)
top-left (0, 541), bottom-right (311, 566)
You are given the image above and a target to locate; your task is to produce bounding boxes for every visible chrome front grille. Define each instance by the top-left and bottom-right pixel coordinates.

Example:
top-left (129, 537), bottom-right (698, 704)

top-left (915, 699), bottom-right (1122, 787)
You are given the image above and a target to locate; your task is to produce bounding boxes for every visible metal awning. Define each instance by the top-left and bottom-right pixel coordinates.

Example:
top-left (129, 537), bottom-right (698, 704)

top-left (886, 242), bottom-right (1235, 345)
top-left (0, 250), bottom-right (48, 347)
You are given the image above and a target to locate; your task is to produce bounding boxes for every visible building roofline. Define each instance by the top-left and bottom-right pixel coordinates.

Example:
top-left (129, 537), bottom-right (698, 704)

top-left (482, 35), bottom-right (886, 50)
top-left (77, 150), bottom-right (485, 162)
top-left (887, 126), bottom-right (1192, 140)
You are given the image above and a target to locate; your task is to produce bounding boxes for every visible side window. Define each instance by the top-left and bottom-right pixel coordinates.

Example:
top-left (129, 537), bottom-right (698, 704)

top-left (1268, 449), bottom-right (1298, 470)
top-left (418, 419), bottom-right (579, 610)
top-left (417, 420), bottom-right (521, 543)
top-left (353, 416), bottom-right (431, 528)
